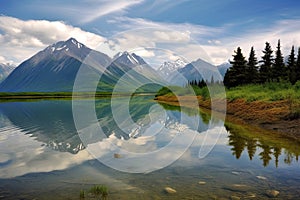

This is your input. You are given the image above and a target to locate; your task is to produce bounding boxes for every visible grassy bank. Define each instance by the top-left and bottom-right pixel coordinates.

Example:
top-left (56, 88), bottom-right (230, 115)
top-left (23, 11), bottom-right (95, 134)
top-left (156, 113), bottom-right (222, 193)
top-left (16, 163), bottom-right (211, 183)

top-left (155, 82), bottom-right (300, 138)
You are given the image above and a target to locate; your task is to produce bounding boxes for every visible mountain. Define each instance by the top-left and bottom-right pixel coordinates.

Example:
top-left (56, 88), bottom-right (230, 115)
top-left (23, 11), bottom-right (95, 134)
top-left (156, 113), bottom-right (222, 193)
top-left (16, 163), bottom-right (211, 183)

top-left (169, 58), bottom-right (223, 86)
top-left (0, 38), bottom-right (111, 92)
top-left (0, 63), bottom-right (16, 83)
top-left (157, 58), bottom-right (188, 77)
top-left (217, 62), bottom-right (231, 77)
top-left (99, 51), bottom-right (162, 92)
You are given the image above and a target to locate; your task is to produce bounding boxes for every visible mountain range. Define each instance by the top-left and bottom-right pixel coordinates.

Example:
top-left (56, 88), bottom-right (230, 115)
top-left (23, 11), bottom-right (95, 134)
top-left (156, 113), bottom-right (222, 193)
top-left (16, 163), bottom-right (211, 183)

top-left (0, 38), bottom-right (229, 92)
top-left (0, 63), bottom-right (16, 83)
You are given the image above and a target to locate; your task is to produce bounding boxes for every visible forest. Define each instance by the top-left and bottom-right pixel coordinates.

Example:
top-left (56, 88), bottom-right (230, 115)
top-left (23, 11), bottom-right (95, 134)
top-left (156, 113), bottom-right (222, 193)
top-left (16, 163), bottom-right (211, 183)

top-left (224, 40), bottom-right (300, 88)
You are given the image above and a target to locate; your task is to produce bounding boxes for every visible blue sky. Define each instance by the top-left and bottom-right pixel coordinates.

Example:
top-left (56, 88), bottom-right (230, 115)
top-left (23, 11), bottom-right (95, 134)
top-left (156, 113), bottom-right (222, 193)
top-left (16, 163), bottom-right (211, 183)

top-left (0, 0), bottom-right (300, 65)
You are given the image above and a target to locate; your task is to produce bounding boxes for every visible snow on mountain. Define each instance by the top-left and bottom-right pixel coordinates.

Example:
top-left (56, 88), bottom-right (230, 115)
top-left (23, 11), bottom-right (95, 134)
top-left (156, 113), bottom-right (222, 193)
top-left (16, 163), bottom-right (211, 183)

top-left (0, 38), bottom-right (111, 92)
top-left (157, 58), bottom-right (188, 76)
top-left (112, 51), bottom-right (146, 67)
top-left (101, 51), bottom-right (160, 89)
top-left (169, 58), bottom-right (222, 86)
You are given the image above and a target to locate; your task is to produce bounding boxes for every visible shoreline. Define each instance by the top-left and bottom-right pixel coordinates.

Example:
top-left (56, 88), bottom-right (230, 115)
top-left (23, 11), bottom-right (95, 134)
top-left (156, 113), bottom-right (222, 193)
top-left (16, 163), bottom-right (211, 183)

top-left (155, 95), bottom-right (300, 141)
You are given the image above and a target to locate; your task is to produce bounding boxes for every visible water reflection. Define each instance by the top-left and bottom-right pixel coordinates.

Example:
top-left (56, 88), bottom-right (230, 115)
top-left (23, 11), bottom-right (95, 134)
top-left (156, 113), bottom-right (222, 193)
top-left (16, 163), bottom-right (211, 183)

top-left (0, 100), bottom-right (82, 154)
top-left (225, 123), bottom-right (300, 167)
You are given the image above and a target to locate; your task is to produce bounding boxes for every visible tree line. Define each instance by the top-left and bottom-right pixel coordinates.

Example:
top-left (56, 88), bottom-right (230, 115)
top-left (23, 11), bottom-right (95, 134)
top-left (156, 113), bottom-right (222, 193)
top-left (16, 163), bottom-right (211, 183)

top-left (187, 76), bottom-right (222, 88)
top-left (224, 40), bottom-right (300, 88)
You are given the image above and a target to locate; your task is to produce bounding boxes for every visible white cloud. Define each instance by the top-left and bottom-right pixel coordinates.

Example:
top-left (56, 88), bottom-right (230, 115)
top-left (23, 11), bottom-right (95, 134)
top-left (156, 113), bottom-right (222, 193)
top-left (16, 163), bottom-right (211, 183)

top-left (1, 15), bottom-right (300, 66)
top-left (0, 16), bottom-right (106, 64)
top-left (132, 48), bottom-right (155, 58)
top-left (106, 17), bottom-right (300, 65)
top-left (79, 0), bottom-right (143, 24)
top-left (0, 130), bottom-right (92, 178)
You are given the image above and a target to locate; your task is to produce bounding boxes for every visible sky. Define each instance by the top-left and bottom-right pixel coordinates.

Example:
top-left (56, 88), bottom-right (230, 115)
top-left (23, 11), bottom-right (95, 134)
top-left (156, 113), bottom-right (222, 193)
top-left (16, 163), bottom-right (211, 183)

top-left (0, 0), bottom-right (300, 65)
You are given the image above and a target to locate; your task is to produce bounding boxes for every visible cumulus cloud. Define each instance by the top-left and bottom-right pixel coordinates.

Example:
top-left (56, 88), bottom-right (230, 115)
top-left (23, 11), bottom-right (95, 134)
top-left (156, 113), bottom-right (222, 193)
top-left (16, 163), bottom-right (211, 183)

top-left (0, 16), bottom-right (106, 64)
top-left (133, 48), bottom-right (155, 58)
top-left (1, 15), bottom-right (300, 66)
top-left (106, 17), bottom-right (300, 65)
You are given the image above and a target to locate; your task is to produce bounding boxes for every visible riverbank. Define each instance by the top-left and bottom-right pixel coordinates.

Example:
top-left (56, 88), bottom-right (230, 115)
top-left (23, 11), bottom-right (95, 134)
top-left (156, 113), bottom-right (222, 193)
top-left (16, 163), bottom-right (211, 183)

top-left (155, 95), bottom-right (300, 141)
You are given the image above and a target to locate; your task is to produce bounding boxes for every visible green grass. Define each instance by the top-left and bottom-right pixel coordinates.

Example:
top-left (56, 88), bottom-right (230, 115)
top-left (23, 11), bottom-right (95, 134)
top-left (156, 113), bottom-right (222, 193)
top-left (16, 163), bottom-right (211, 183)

top-left (156, 85), bottom-right (211, 99)
top-left (156, 81), bottom-right (300, 103)
top-left (226, 81), bottom-right (300, 102)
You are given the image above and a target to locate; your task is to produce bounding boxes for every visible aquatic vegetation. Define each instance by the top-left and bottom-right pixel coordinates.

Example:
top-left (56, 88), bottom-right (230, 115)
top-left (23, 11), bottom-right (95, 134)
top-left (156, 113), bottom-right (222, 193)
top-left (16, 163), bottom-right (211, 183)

top-left (79, 189), bottom-right (85, 199)
top-left (89, 185), bottom-right (108, 200)
top-left (79, 185), bottom-right (108, 200)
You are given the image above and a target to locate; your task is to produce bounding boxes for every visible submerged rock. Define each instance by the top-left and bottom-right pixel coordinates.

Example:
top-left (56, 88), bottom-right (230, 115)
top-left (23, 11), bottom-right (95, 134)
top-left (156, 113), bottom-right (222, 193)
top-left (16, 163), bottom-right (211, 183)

top-left (266, 190), bottom-right (279, 198)
top-left (198, 181), bottom-right (206, 185)
top-left (164, 187), bottom-right (177, 194)
top-left (246, 192), bottom-right (256, 198)
top-left (114, 153), bottom-right (122, 158)
top-left (231, 195), bottom-right (241, 200)
top-left (256, 175), bottom-right (267, 180)
top-left (224, 184), bottom-right (250, 192)
top-left (232, 171), bottom-right (241, 175)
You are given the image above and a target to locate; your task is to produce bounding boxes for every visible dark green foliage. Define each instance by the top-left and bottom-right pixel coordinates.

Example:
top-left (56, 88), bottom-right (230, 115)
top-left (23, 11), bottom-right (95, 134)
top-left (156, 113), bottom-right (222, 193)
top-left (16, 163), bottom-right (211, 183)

top-left (155, 86), bottom-right (173, 97)
top-left (224, 47), bottom-right (247, 88)
top-left (259, 42), bottom-right (273, 83)
top-left (90, 185), bottom-right (108, 199)
top-left (224, 40), bottom-right (300, 88)
top-left (246, 46), bottom-right (259, 83)
top-left (296, 47), bottom-right (300, 82)
top-left (273, 40), bottom-right (287, 82)
top-left (287, 46), bottom-right (297, 84)
top-left (79, 190), bottom-right (85, 199)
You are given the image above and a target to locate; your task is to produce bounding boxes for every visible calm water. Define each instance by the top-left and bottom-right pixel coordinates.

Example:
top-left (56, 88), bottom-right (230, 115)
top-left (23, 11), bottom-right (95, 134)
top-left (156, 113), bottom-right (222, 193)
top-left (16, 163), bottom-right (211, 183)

top-left (0, 96), bottom-right (300, 199)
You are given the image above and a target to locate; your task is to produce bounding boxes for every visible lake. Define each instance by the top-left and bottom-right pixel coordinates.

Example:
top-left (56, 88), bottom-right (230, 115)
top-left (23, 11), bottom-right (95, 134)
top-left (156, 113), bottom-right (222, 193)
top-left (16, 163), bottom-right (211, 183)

top-left (0, 96), bottom-right (299, 199)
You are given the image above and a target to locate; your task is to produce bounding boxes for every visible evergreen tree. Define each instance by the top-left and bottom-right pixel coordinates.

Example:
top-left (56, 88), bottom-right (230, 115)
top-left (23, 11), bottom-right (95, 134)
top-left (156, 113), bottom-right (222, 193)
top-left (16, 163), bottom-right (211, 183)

top-left (273, 146), bottom-right (281, 168)
top-left (273, 40), bottom-right (286, 82)
top-left (287, 46), bottom-right (297, 84)
top-left (259, 144), bottom-right (272, 167)
top-left (210, 75), bottom-right (215, 85)
top-left (223, 69), bottom-right (231, 87)
top-left (246, 139), bottom-right (257, 161)
top-left (246, 46), bottom-right (259, 83)
top-left (260, 42), bottom-right (273, 83)
top-left (224, 47), bottom-right (247, 87)
top-left (296, 47), bottom-right (300, 83)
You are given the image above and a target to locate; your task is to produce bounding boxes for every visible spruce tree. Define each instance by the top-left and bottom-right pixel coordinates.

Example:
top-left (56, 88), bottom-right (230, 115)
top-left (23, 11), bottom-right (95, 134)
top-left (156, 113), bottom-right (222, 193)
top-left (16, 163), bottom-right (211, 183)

top-left (224, 47), bottom-right (247, 87)
top-left (296, 47), bottom-right (300, 83)
top-left (273, 40), bottom-right (286, 82)
top-left (287, 46), bottom-right (296, 84)
top-left (247, 46), bottom-right (258, 83)
top-left (260, 42), bottom-right (273, 83)
top-left (223, 69), bottom-right (231, 87)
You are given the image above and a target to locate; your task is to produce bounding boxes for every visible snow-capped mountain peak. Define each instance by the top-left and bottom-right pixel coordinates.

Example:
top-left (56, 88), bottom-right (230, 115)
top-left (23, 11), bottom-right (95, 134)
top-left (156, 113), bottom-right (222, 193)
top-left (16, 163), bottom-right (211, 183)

top-left (48, 38), bottom-right (86, 53)
top-left (113, 51), bottom-right (146, 66)
top-left (157, 58), bottom-right (188, 77)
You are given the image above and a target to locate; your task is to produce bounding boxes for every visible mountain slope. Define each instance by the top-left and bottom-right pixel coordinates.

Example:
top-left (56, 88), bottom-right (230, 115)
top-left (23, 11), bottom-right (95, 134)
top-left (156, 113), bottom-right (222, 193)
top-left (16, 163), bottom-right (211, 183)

top-left (0, 63), bottom-right (15, 83)
top-left (157, 58), bottom-right (188, 79)
top-left (169, 58), bottom-right (222, 86)
top-left (98, 51), bottom-right (162, 92)
top-left (217, 62), bottom-right (231, 77)
top-left (0, 38), bottom-right (111, 92)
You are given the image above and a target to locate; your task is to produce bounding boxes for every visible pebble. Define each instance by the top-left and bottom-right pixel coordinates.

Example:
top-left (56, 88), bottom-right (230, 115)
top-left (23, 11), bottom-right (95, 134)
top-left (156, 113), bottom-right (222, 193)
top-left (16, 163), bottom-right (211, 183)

top-left (266, 190), bottom-right (280, 198)
top-left (224, 184), bottom-right (250, 192)
top-left (256, 175), bottom-right (267, 180)
top-left (164, 187), bottom-right (176, 194)
top-left (231, 195), bottom-right (241, 200)
top-left (198, 181), bottom-right (206, 185)
top-left (246, 192), bottom-right (256, 198)
top-left (232, 171), bottom-right (241, 175)
top-left (114, 153), bottom-right (122, 158)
